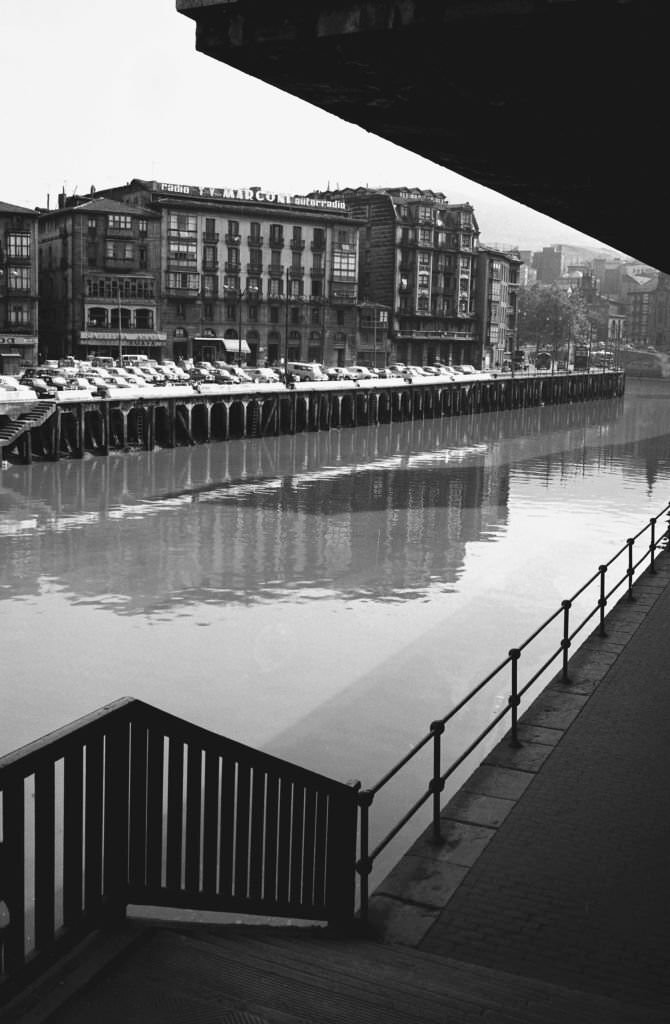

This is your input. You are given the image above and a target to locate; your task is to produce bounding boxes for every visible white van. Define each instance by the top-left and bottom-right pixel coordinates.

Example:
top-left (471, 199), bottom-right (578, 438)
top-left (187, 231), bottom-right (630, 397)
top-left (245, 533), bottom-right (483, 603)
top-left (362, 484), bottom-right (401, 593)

top-left (286, 362), bottom-right (328, 382)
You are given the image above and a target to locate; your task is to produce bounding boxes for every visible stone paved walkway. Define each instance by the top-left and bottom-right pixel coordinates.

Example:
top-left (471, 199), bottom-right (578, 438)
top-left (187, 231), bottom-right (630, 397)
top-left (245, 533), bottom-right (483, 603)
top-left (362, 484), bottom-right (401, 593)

top-left (369, 551), bottom-right (670, 1012)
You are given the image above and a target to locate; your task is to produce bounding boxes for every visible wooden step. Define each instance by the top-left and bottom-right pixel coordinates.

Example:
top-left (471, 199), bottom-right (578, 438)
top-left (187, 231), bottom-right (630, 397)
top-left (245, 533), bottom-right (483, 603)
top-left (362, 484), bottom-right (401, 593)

top-left (33, 924), bottom-right (662, 1024)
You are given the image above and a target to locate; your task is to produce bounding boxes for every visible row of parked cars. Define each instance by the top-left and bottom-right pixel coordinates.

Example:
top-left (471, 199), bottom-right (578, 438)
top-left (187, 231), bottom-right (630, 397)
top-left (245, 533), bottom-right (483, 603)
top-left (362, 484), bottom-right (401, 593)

top-left (9, 356), bottom-right (491, 403)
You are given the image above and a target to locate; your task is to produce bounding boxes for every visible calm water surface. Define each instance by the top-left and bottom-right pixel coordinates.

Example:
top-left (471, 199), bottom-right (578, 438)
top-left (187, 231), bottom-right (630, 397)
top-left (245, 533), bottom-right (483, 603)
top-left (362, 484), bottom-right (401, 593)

top-left (3, 378), bottom-right (670, 879)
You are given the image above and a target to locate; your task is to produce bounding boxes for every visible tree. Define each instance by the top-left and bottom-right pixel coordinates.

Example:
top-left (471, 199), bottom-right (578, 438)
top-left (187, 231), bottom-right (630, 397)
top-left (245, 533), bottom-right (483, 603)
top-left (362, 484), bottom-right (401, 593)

top-left (517, 284), bottom-right (591, 362)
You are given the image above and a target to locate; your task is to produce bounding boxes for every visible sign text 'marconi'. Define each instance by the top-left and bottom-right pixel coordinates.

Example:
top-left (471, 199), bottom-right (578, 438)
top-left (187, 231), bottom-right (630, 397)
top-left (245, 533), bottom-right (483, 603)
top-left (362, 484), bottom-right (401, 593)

top-left (158, 183), bottom-right (346, 211)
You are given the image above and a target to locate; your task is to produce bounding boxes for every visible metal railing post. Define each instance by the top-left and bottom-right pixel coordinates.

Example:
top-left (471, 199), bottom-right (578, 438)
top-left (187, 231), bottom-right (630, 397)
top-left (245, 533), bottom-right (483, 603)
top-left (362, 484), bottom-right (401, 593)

top-left (429, 720), bottom-right (446, 845)
top-left (561, 599), bottom-right (572, 682)
top-left (509, 648), bottom-right (522, 747)
top-left (627, 537), bottom-right (635, 601)
top-left (650, 517), bottom-right (657, 574)
top-left (598, 564), bottom-right (607, 637)
top-left (356, 789), bottom-right (373, 925)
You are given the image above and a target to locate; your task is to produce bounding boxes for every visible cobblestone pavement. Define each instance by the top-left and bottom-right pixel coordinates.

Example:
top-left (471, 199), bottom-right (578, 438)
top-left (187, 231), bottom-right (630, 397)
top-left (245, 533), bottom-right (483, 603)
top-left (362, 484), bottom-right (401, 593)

top-left (369, 554), bottom-right (670, 1013)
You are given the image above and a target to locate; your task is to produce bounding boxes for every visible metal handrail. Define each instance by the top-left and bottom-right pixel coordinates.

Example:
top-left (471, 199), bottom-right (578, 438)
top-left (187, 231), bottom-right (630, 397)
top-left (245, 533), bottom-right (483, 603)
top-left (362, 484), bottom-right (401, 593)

top-left (356, 501), bottom-right (670, 920)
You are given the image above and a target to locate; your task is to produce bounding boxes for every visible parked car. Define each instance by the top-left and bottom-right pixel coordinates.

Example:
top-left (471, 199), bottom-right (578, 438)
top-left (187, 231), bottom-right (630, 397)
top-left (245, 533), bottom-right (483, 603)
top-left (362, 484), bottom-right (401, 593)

top-left (246, 367), bottom-right (282, 384)
top-left (324, 366), bottom-right (354, 381)
top-left (286, 361), bottom-right (328, 382)
top-left (346, 365), bottom-right (373, 380)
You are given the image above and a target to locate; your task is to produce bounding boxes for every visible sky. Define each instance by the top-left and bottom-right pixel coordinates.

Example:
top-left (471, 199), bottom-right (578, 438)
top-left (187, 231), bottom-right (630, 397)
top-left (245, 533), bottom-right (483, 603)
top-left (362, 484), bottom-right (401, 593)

top-left (2, 0), bottom-right (630, 256)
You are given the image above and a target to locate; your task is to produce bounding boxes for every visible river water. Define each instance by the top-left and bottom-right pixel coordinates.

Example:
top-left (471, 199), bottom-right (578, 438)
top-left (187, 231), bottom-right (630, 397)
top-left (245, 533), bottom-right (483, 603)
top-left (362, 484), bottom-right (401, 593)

top-left (2, 377), bottom-right (670, 884)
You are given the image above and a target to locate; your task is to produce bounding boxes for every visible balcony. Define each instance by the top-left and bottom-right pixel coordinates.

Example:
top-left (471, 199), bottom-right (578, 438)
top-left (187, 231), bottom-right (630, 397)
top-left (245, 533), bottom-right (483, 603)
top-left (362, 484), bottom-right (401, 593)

top-left (224, 261), bottom-right (241, 275)
top-left (290, 239), bottom-right (305, 251)
top-left (225, 233), bottom-right (241, 245)
top-left (268, 264), bottom-right (284, 277)
top-left (310, 267), bottom-right (325, 278)
top-left (202, 261), bottom-right (219, 272)
top-left (4, 320), bottom-right (34, 333)
top-left (288, 266), bottom-right (304, 277)
top-left (167, 230), bottom-right (197, 241)
top-left (248, 234), bottom-right (263, 246)
top-left (269, 235), bottom-right (285, 249)
top-left (247, 263), bottom-right (263, 274)
top-left (311, 239), bottom-right (325, 252)
top-left (203, 232), bottom-right (219, 243)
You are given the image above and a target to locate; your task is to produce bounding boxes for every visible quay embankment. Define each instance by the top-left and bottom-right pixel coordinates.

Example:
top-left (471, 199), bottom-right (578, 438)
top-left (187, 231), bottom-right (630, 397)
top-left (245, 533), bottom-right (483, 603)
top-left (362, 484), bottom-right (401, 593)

top-left (368, 541), bottom-right (670, 1013)
top-left (0, 370), bottom-right (623, 465)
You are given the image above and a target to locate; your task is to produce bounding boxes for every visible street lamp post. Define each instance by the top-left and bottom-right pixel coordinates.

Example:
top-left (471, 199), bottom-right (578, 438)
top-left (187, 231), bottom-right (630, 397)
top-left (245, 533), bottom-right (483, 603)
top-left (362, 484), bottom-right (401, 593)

top-left (284, 265), bottom-right (291, 387)
top-left (117, 281), bottom-right (123, 366)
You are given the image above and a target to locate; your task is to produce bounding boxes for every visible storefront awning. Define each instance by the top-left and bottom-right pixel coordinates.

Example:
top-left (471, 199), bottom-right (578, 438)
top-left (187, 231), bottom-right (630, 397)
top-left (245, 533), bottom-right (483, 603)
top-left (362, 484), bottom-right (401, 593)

top-left (220, 338), bottom-right (251, 355)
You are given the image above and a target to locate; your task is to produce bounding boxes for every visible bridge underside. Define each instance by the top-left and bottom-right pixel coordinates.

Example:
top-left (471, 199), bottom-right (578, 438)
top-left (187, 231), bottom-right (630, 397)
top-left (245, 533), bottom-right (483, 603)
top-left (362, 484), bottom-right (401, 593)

top-left (176, 0), bottom-right (665, 271)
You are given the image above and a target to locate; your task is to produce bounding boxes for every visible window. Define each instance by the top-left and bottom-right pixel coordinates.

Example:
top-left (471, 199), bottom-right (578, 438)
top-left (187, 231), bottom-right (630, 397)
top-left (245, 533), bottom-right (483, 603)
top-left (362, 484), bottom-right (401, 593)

top-left (311, 305), bottom-right (321, 322)
top-left (250, 221), bottom-right (261, 240)
top-left (108, 214), bottom-right (132, 232)
top-left (168, 240), bottom-right (196, 262)
top-left (332, 250), bottom-right (356, 277)
top-left (176, 302), bottom-right (185, 318)
top-left (268, 279), bottom-right (283, 298)
top-left (270, 224), bottom-right (283, 245)
top-left (8, 267), bottom-right (30, 290)
top-left (87, 307), bottom-right (107, 327)
top-left (290, 307), bottom-right (301, 324)
top-left (291, 251), bottom-right (302, 270)
top-left (87, 218), bottom-right (97, 234)
top-left (227, 248), bottom-right (239, 267)
top-left (227, 220), bottom-right (240, 239)
top-left (418, 273), bottom-right (430, 291)
top-left (203, 245), bottom-right (217, 268)
top-left (87, 242), bottom-right (97, 268)
top-left (167, 272), bottom-right (198, 290)
top-left (205, 217), bottom-right (216, 237)
top-left (7, 233), bottom-right (31, 258)
top-left (203, 274), bottom-right (218, 297)
top-left (106, 241), bottom-right (134, 261)
top-left (135, 308), bottom-right (154, 329)
top-left (138, 247), bottom-right (147, 269)
top-left (337, 310), bottom-right (345, 326)
top-left (418, 252), bottom-right (431, 269)
top-left (289, 278), bottom-right (303, 298)
top-left (311, 280), bottom-right (323, 298)
top-left (248, 305), bottom-right (258, 322)
top-left (417, 205), bottom-right (433, 223)
top-left (169, 213), bottom-right (197, 236)
top-left (270, 250), bottom-right (282, 269)
top-left (270, 305), bottom-right (280, 322)
top-left (225, 303), bottom-right (237, 320)
top-left (292, 225), bottom-right (302, 243)
top-left (249, 247), bottom-right (262, 270)
top-left (419, 228), bottom-right (432, 245)
top-left (246, 276), bottom-right (261, 295)
top-left (138, 218), bottom-right (148, 235)
top-left (8, 304), bottom-right (29, 324)
top-left (417, 296), bottom-right (429, 311)
top-left (312, 228), bottom-right (325, 249)
top-left (312, 252), bottom-right (323, 272)
top-left (204, 304), bottom-right (214, 321)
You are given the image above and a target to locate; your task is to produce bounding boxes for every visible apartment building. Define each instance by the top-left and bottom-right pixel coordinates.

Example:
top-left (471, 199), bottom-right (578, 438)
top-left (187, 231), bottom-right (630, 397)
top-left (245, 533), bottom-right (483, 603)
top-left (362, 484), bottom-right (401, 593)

top-left (0, 200), bottom-right (39, 370)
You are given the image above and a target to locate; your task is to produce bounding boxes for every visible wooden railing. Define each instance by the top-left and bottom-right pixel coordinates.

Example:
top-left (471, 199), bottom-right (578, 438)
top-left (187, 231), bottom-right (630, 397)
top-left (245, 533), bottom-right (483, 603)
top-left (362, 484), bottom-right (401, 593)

top-left (0, 698), bottom-right (358, 1003)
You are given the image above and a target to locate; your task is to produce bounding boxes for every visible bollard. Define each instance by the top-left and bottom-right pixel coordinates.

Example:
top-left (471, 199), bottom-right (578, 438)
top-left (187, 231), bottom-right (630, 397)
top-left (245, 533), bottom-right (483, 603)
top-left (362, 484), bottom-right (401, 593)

top-left (561, 599), bottom-right (572, 682)
top-left (509, 648), bottom-right (522, 747)
top-left (650, 517), bottom-right (657, 574)
top-left (598, 565), bottom-right (608, 637)
top-left (429, 720), bottom-right (446, 845)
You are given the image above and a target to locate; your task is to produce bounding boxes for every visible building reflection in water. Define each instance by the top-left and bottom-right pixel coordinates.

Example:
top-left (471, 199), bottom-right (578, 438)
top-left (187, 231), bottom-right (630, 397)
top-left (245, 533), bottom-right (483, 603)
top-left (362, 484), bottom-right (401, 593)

top-left (10, 383), bottom-right (670, 884)
top-left (0, 397), bottom-right (631, 614)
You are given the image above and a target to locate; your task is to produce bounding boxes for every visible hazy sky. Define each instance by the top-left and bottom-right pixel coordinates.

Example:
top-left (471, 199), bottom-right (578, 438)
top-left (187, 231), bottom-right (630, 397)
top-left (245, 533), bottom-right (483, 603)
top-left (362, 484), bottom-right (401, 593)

top-left (3, 0), bottom-right (629, 255)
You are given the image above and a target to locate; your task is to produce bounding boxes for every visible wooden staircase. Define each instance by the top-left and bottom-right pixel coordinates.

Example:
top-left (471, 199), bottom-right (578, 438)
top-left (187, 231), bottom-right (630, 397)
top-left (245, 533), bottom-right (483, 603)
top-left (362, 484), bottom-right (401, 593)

top-left (0, 401), bottom-right (56, 452)
top-left (16, 923), bottom-right (661, 1024)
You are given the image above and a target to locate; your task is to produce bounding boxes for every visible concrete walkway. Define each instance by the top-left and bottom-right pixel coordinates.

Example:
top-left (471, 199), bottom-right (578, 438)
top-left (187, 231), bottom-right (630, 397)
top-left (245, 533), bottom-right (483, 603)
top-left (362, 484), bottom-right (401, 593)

top-left (369, 549), bottom-right (670, 1012)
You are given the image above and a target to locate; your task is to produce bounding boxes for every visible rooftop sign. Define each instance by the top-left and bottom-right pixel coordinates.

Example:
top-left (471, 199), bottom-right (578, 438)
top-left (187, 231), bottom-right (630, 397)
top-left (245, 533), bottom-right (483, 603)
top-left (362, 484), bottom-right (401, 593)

top-left (158, 183), bottom-right (346, 211)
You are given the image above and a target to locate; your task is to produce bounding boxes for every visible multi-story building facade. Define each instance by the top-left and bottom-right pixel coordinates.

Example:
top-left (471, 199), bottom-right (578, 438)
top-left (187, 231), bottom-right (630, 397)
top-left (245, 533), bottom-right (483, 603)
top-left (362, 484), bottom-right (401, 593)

top-left (0, 201), bottom-right (39, 370)
top-left (311, 187), bottom-right (481, 367)
top-left (646, 272), bottom-right (670, 352)
top-left (91, 180), bottom-right (360, 368)
top-left (475, 247), bottom-right (521, 368)
top-left (38, 196), bottom-right (163, 360)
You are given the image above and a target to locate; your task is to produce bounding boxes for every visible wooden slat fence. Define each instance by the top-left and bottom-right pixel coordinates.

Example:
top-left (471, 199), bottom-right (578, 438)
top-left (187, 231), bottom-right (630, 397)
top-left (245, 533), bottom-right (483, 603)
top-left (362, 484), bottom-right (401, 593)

top-left (0, 698), bottom-right (358, 1004)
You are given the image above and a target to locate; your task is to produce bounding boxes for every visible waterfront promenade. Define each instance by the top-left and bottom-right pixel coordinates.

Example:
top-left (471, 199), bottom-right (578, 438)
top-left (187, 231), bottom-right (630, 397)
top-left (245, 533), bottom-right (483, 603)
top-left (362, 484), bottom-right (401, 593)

top-left (5, 551), bottom-right (669, 1021)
